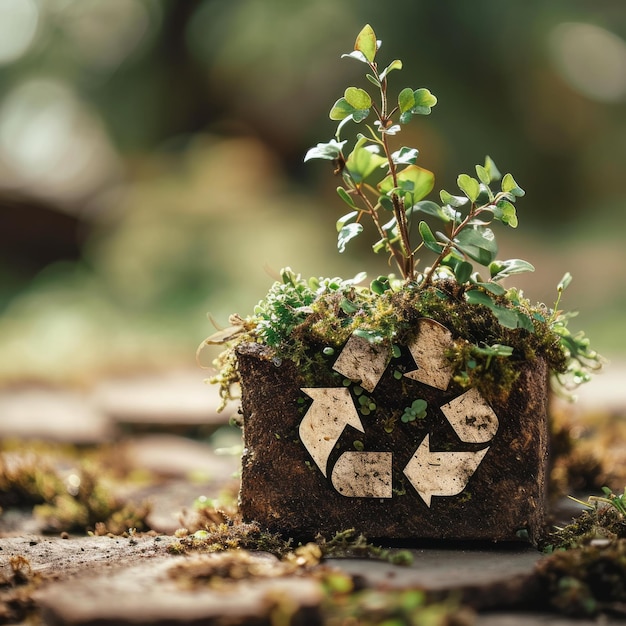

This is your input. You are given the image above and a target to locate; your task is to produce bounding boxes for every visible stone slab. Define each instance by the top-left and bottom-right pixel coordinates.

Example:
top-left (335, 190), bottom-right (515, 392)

top-left (35, 553), bottom-right (322, 626)
top-left (93, 369), bottom-right (233, 431)
top-left (0, 388), bottom-right (113, 444)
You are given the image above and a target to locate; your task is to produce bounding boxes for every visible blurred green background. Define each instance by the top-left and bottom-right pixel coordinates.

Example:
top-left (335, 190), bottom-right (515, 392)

top-left (0, 0), bottom-right (624, 385)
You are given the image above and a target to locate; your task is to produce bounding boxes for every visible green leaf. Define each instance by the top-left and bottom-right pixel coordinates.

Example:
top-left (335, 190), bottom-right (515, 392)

top-left (345, 87), bottom-right (372, 110)
top-left (398, 88), bottom-right (415, 113)
top-left (304, 139), bottom-right (347, 162)
top-left (501, 173), bottom-right (525, 197)
top-left (379, 59), bottom-right (402, 81)
top-left (379, 165), bottom-right (435, 203)
top-left (413, 200), bottom-right (450, 223)
top-left (475, 164), bottom-right (491, 186)
top-left (492, 307), bottom-right (520, 329)
top-left (474, 281), bottom-right (506, 296)
top-left (336, 210), bottom-right (359, 231)
top-left (391, 147), bottom-right (419, 166)
top-left (440, 189), bottom-right (469, 208)
top-left (346, 137), bottom-right (387, 183)
top-left (411, 88), bottom-right (437, 114)
top-left (353, 328), bottom-right (384, 344)
top-left (354, 24), bottom-right (377, 63)
top-left (338, 223), bottom-right (363, 253)
top-left (457, 174), bottom-right (480, 202)
top-left (484, 156), bottom-right (501, 182)
top-left (340, 298), bottom-right (360, 314)
top-left (330, 97), bottom-right (354, 121)
top-left (454, 261), bottom-right (473, 283)
top-left (370, 277), bottom-right (389, 294)
top-left (454, 228), bottom-right (498, 265)
top-left (378, 195), bottom-right (395, 212)
top-left (341, 50), bottom-right (369, 64)
top-left (465, 289), bottom-right (494, 307)
top-left (372, 238), bottom-right (387, 254)
top-left (399, 88), bottom-right (437, 123)
top-left (419, 221), bottom-right (446, 253)
top-left (516, 311), bottom-right (535, 332)
top-left (366, 74), bottom-right (380, 87)
top-left (491, 199), bottom-right (518, 228)
top-left (336, 187), bottom-right (357, 209)
top-left (330, 92), bottom-right (370, 126)
top-left (466, 289), bottom-right (532, 330)
top-left (488, 258), bottom-right (535, 281)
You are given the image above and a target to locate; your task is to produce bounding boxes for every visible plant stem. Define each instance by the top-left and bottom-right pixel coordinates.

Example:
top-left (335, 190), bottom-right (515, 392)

top-left (375, 65), bottom-right (414, 280)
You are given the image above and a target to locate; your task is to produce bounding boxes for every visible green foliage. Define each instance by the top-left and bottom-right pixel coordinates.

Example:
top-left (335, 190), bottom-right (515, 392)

top-left (401, 399), bottom-right (428, 423)
top-left (208, 24), bottom-right (602, 408)
top-left (305, 24), bottom-right (532, 290)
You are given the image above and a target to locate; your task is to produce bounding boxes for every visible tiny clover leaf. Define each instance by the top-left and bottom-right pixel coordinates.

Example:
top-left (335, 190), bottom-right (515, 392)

top-left (401, 398), bottom-right (428, 423)
top-left (304, 139), bottom-right (347, 162)
top-left (440, 189), bottom-right (469, 208)
top-left (338, 222), bottom-right (363, 253)
top-left (491, 200), bottom-right (518, 228)
top-left (501, 173), bottom-right (525, 197)
top-left (330, 90), bottom-right (371, 125)
top-left (412, 88), bottom-right (438, 114)
top-left (457, 174), bottom-right (481, 203)
top-left (345, 87), bottom-right (372, 111)
top-left (399, 88), bottom-right (437, 124)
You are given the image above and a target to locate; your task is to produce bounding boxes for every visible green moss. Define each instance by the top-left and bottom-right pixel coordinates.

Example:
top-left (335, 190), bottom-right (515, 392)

top-left (536, 539), bottom-right (626, 617)
top-left (209, 272), bottom-right (591, 409)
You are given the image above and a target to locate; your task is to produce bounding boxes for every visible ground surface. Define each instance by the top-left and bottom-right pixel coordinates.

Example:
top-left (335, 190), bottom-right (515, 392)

top-left (1, 366), bottom-right (625, 625)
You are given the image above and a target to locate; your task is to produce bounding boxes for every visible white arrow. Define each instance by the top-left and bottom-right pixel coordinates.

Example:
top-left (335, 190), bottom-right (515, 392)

top-left (332, 334), bottom-right (391, 392)
top-left (299, 387), bottom-right (365, 477)
top-left (331, 451), bottom-right (393, 498)
top-left (404, 319), bottom-right (454, 390)
top-left (403, 435), bottom-right (489, 507)
top-left (440, 387), bottom-right (499, 444)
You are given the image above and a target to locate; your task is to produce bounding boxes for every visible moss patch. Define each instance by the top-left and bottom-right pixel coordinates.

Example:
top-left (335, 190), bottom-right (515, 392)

top-left (209, 275), bottom-right (574, 408)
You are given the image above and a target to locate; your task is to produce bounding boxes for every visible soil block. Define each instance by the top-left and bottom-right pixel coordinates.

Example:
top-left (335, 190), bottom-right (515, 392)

top-left (237, 319), bottom-right (549, 543)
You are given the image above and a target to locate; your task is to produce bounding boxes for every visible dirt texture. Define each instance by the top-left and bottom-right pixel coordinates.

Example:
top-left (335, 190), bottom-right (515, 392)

top-left (237, 338), bottom-right (549, 543)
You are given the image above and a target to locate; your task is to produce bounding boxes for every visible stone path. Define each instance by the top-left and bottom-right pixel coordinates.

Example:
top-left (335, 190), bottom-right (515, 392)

top-left (1, 367), bottom-right (625, 625)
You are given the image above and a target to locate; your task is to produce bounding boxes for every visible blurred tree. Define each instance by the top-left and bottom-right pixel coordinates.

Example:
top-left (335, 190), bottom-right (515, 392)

top-left (0, 0), bottom-right (624, 381)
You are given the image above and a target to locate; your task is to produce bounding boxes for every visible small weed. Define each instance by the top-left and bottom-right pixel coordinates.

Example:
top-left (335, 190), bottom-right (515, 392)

top-left (401, 398), bottom-right (428, 423)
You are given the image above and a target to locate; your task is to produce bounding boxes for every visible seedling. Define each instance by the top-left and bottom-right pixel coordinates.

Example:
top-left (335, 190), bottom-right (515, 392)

top-left (401, 399), bottom-right (428, 423)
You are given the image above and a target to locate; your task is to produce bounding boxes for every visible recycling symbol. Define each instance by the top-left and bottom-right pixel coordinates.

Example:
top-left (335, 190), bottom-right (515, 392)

top-left (298, 318), bottom-right (499, 507)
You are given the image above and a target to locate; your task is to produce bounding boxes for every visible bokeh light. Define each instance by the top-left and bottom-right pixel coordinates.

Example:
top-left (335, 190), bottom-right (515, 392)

top-left (549, 22), bottom-right (626, 103)
top-left (0, 0), bottom-right (39, 66)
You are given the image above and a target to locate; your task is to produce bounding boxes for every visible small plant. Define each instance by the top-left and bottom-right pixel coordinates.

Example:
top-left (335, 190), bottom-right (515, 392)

top-left (401, 399), bottom-right (428, 423)
top-left (571, 486), bottom-right (626, 517)
top-left (205, 23), bottom-right (601, 405)
top-left (305, 24), bottom-right (529, 294)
